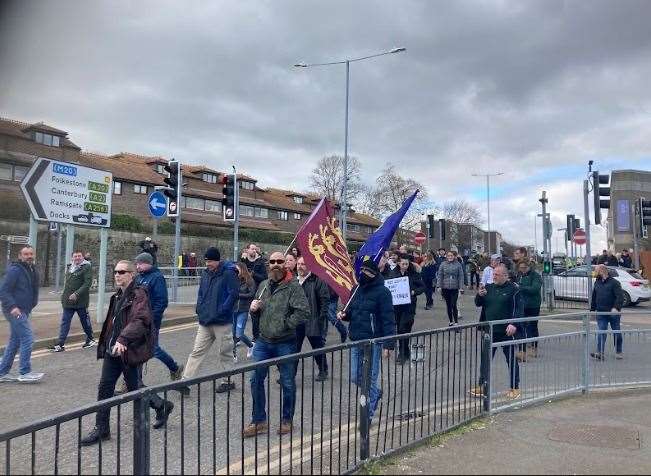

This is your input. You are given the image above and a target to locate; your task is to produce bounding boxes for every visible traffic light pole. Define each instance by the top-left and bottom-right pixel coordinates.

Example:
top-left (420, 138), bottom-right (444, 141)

top-left (233, 166), bottom-right (240, 261)
top-left (583, 178), bottom-right (593, 308)
top-left (633, 199), bottom-right (640, 270)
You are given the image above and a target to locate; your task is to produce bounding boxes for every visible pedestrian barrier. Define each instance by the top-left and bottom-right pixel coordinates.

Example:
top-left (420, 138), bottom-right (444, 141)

top-left (1, 312), bottom-right (649, 475)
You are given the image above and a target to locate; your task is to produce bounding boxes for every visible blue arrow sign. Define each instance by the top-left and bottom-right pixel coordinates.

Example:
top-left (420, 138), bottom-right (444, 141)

top-left (148, 191), bottom-right (168, 218)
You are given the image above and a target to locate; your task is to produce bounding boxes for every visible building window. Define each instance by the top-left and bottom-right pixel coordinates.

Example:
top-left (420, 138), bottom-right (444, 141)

top-left (202, 173), bottom-right (217, 184)
top-left (0, 163), bottom-right (28, 182)
top-left (113, 181), bottom-right (122, 195)
top-left (255, 207), bottom-right (268, 219)
top-left (367, 226), bottom-right (375, 234)
top-left (13, 165), bottom-right (27, 182)
top-left (293, 196), bottom-right (303, 204)
top-left (205, 199), bottom-right (221, 212)
top-left (34, 131), bottom-right (61, 147)
top-left (294, 213), bottom-right (301, 220)
top-left (240, 181), bottom-right (254, 190)
top-left (349, 224), bottom-right (360, 232)
top-left (133, 184), bottom-right (148, 194)
top-left (154, 164), bottom-right (165, 174)
top-left (240, 205), bottom-right (255, 217)
top-left (185, 196), bottom-right (205, 210)
top-left (278, 211), bottom-right (288, 221)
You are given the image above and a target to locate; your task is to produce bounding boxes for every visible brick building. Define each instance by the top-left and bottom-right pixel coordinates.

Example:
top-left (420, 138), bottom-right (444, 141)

top-left (0, 116), bottom-right (380, 244)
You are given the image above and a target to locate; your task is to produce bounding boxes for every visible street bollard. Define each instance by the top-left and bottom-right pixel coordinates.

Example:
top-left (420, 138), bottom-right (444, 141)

top-left (359, 342), bottom-right (372, 462)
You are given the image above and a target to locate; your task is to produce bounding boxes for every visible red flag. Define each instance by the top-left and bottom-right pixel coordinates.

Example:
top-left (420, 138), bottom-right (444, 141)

top-left (296, 198), bottom-right (357, 303)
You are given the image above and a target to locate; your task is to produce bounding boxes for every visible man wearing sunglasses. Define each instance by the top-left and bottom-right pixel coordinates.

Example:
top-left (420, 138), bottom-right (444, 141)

top-left (81, 260), bottom-right (173, 446)
top-left (243, 251), bottom-right (310, 438)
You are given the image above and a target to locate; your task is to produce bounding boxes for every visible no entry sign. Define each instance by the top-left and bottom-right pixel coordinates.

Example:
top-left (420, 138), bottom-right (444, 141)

top-left (573, 228), bottom-right (586, 245)
top-left (414, 232), bottom-right (426, 245)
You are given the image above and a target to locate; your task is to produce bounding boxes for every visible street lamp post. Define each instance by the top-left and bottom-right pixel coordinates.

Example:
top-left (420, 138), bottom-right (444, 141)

top-left (295, 47), bottom-right (406, 240)
top-left (471, 172), bottom-right (504, 254)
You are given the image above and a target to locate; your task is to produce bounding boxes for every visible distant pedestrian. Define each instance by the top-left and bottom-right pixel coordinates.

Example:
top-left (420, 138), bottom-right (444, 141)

top-left (590, 264), bottom-right (624, 361)
top-left (180, 247), bottom-right (239, 394)
top-left (134, 253), bottom-right (183, 380)
top-left (389, 253), bottom-right (425, 364)
top-left (50, 251), bottom-right (96, 352)
top-left (467, 254), bottom-right (480, 289)
top-left (241, 243), bottom-right (268, 285)
top-left (188, 252), bottom-right (198, 275)
top-left (421, 251), bottom-right (437, 310)
top-left (0, 246), bottom-right (44, 383)
top-left (80, 260), bottom-right (173, 446)
top-left (284, 253), bottom-right (297, 274)
top-left (471, 265), bottom-right (524, 401)
top-left (480, 254), bottom-right (501, 285)
top-left (138, 237), bottom-right (158, 266)
top-left (243, 251), bottom-right (309, 437)
top-left (295, 256), bottom-right (331, 381)
top-left (515, 260), bottom-right (542, 361)
top-left (606, 251), bottom-right (619, 267)
top-left (233, 262), bottom-right (257, 359)
top-left (83, 252), bottom-right (92, 266)
top-left (338, 258), bottom-right (395, 424)
top-left (619, 249), bottom-right (632, 269)
top-left (437, 250), bottom-right (465, 327)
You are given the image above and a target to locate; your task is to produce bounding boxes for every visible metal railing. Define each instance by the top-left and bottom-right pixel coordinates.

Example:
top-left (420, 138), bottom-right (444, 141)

top-left (1, 312), bottom-right (649, 474)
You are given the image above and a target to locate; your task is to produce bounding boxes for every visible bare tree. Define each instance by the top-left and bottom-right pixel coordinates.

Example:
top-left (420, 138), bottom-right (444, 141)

top-left (366, 164), bottom-right (428, 241)
top-left (309, 155), bottom-right (363, 204)
top-left (434, 199), bottom-right (482, 225)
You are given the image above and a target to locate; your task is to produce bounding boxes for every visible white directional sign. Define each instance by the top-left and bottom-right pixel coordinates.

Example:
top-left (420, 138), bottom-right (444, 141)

top-left (20, 158), bottom-right (113, 228)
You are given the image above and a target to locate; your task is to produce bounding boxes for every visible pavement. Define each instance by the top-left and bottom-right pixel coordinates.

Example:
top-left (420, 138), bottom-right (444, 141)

top-left (368, 387), bottom-right (651, 475)
top-left (0, 290), bottom-right (650, 474)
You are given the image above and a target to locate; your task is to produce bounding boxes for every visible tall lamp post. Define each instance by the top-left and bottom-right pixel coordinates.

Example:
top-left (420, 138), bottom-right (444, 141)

top-left (472, 172), bottom-right (504, 254)
top-left (295, 47), bottom-right (406, 240)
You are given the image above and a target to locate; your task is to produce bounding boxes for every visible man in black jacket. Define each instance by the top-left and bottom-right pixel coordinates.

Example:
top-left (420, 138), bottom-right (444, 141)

top-left (389, 253), bottom-right (425, 364)
top-left (619, 249), bottom-right (633, 268)
top-left (295, 256), bottom-right (331, 381)
top-left (241, 243), bottom-right (268, 285)
top-left (590, 264), bottom-right (624, 360)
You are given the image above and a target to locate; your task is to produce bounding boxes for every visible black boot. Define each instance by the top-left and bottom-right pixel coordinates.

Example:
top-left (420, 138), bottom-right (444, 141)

top-left (153, 401), bottom-right (174, 429)
top-left (80, 427), bottom-right (110, 446)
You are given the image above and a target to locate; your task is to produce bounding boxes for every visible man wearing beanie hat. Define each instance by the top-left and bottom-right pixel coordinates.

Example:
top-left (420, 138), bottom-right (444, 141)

top-left (134, 252), bottom-right (183, 380)
top-left (180, 246), bottom-right (239, 395)
top-left (336, 258), bottom-right (395, 425)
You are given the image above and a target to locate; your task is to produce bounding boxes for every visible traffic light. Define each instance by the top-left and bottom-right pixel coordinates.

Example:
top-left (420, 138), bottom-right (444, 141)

top-left (438, 218), bottom-right (446, 241)
top-left (592, 171), bottom-right (610, 225)
top-left (427, 214), bottom-right (434, 239)
top-left (566, 214), bottom-right (575, 241)
top-left (640, 197), bottom-right (651, 238)
top-left (574, 218), bottom-right (580, 233)
top-left (163, 160), bottom-right (181, 217)
top-left (543, 261), bottom-right (551, 274)
top-left (221, 174), bottom-right (236, 221)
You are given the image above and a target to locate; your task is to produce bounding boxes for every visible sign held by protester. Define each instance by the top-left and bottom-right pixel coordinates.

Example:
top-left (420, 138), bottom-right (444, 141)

top-left (384, 276), bottom-right (411, 305)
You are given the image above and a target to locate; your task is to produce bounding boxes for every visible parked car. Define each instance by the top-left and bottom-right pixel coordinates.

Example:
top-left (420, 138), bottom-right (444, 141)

top-left (553, 265), bottom-right (651, 307)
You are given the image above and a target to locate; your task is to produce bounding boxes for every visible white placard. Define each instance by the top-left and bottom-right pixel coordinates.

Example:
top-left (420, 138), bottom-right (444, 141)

top-left (384, 276), bottom-right (411, 305)
top-left (20, 158), bottom-right (113, 227)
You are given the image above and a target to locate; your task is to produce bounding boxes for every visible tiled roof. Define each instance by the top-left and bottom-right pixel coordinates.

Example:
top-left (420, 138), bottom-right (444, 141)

top-left (0, 117), bottom-right (80, 149)
top-left (78, 152), bottom-right (165, 185)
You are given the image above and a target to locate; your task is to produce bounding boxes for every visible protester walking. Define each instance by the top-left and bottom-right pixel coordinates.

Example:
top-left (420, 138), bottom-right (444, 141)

top-left (50, 251), bottom-right (96, 352)
top-left (0, 246), bottom-right (43, 383)
top-left (590, 264), bottom-right (624, 360)
top-left (241, 243), bottom-right (268, 285)
top-left (180, 247), bottom-right (239, 394)
top-left (295, 256), bottom-right (331, 381)
top-left (471, 265), bottom-right (524, 401)
top-left (515, 259), bottom-right (542, 361)
top-left (338, 258), bottom-right (395, 424)
top-left (389, 253), bottom-right (424, 364)
top-left (137, 236), bottom-right (158, 266)
top-left (468, 254), bottom-right (480, 290)
top-left (80, 260), bottom-right (173, 446)
top-left (619, 249), bottom-right (632, 268)
top-left (480, 254), bottom-right (501, 285)
top-left (437, 250), bottom-right (465, 327)
top-left (233, 262), bottom-right (257, 360)
top-left (421, 251), bottom-right (437, 310)
top-left (243, 251), bottom-right (310, 437)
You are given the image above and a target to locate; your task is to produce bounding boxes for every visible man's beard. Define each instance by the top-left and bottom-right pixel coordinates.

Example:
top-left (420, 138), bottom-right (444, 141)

top-left (270, 267), bottom-right (285, 281)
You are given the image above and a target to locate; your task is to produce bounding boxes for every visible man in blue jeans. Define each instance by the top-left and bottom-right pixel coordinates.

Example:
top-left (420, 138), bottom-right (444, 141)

top-left (590, 264), bottom-right (624, 360)
top-left (0, 246), bottom-right (44, 382)
top-left (243, 251), bottom-right (309, 438)
top-left (338, 259), bottom-right (395, 422)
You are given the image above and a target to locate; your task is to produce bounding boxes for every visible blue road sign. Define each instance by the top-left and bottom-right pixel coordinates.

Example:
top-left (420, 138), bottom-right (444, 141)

top-left (148, 191), bottom-right (168, 218)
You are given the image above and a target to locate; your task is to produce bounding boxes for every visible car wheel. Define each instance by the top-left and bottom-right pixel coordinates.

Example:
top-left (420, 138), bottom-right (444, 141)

top-left (622, 292), bottom-right (631, 307)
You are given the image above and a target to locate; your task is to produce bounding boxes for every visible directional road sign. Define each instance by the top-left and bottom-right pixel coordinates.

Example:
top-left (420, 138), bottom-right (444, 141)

top-left (148, 191), bottom-right (168, 218)
top-left (20, 158), bottom-right (113, 227)
top-left (573, 228), bottom-right (586, 245)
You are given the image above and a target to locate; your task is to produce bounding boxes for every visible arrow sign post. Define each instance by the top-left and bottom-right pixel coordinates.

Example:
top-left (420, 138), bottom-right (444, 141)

top-left (148, 191), bottom-right (168, 218)
top-left (20, 158), bottom-right (113, 228)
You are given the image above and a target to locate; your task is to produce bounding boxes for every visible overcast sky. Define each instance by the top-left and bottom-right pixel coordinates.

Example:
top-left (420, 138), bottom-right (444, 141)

top-left (2, 0), bottom-right (651, 253)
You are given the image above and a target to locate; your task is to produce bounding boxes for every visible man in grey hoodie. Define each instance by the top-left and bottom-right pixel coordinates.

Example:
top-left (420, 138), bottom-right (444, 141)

top-left (437, 250), bottom-right (465, 326)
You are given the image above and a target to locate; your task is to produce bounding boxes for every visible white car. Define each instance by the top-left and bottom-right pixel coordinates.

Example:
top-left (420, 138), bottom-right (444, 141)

top-left (552, 265), bottom-right (651, 307)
